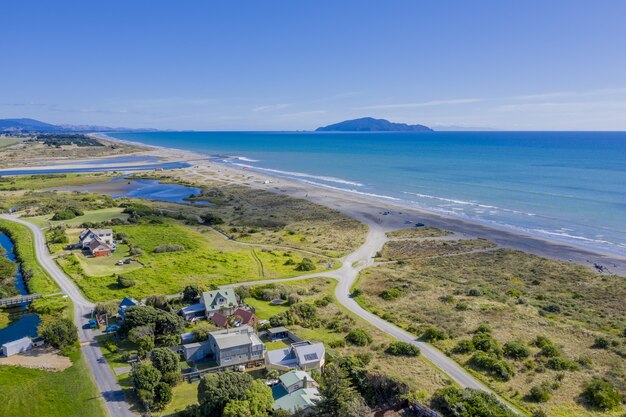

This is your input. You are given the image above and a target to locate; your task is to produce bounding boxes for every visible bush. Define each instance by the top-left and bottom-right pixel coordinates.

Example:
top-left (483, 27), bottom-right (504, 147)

top-left (468, 288), bottom-right (482, 296)
top-left (153, 244), bottom-right (185, 253)
top-left (539, 344), bottom-right (562, 358)
top-left (183, 285), bottom-right (200, 302)
top-left (40, 317), bottom-right (78, 349)
top-left (421, 327), bottom-right (448, 342)
top-left (346, 329), bottom-right (373, 346)
top-left (295, 258), bottom-right (316, 271)
top-left (452, 339), bottom-right (475, 354)
top-left (283, 258), bottom-right (295, 266)
top-left (581, 380), bottom-right (623, 410)
top-left (51, 206), bottom-right (84, 221)
top-left (328, 339), bottom-right (347, 348)
top-left (592, 336), bottom-right (610, 349)
top-left (546, 357), bottom-right (579, 371)
top-left (153, 382), bottom-right (173, 410)
top-left (528, 385), bottom-right (551, 403)
top-left (474, 323), bottom-right (492, 334)
top-left (379, 288), bottom-right (401, 300)
top-left (432, 387), bottom-right (516, 417)
top-left (117, 274), bottom-right (135, 288)
top-left (469, 352), bottom-right (514, 381)
top-left (471, 333), bottom-right (499, 354)
top-left (503, 340), bottom-right (530, 360)
top-left (532, 336), bottom-right (553, 349)
top-left (386, 341), bottom-right (420, 357)
top-left (151, 347), bottom-right (180, 375)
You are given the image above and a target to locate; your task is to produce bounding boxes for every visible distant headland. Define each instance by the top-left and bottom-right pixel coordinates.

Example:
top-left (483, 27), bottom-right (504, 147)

top-left (315, 117), bottom-right (433, 132)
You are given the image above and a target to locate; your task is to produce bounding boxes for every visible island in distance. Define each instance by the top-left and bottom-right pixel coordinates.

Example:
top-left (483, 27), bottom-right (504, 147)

top-left (315, 117), bottom-right (433, 132)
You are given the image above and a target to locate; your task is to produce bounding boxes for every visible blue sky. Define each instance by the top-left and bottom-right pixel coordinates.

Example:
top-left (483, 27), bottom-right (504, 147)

top-left (2, 1), bottom-right (626, 130)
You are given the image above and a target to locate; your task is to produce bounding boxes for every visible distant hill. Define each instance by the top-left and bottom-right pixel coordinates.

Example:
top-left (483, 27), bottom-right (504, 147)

top-left (0, 118), bottom-right (154, 133)
top-left (316, 117), bottom-right (432, 132)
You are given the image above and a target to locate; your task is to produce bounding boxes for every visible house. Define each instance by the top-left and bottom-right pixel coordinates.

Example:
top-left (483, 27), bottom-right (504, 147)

top-left (208, 325), bottom-right (265, 367)
top-left (180, 303), bottom-right (206, 321)
top-left (1, 336), bottom-right (33, 357)
top-left (266, 341), bottom-right (325, 372)
top-left (182, 325), bottom-right (266, 367)
top-left (119, 297), bottom-right (139, 320)
top-left (200, 288), bottom-right (238, 318)
top-left (211, 307), bottom-right (258, 328)
top-left (272, 370), bottom-right (320, 414)
top-left (79, 228), bottom-right (114, 257)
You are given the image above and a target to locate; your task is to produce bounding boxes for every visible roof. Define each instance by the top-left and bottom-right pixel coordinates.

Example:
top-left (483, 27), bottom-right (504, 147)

top-left (202, 288), bottom-right (237, 312)
top-left (119, 297), bottom-right (139, 308)
top-left (210, 327), bottom-right (254, 350)
top-left (80, 228), bottom-right (113, 240)
top-left (211, 313), bottom-right (229, 327)
top-left (88, 238), bottom-right (111, 252)
top-left (2, 336), bottom-right (32, 348)
top-left (279, 370), bottom-right (313, 388)
top-left (211, 308), bottom-right (257, 328)
top-left (266, 341), bottom-right (325, 368)
top-left (268, 326), bottom-right (289, 334)
top-left (181, 303), bottom-right (205, 314)
top-left (272, 387), bottom-right (320, 413)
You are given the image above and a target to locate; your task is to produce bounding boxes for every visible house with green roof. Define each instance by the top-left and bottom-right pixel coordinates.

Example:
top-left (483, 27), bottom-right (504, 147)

top-left (272, 370), bottom-right (320, 414)
top-left (200, 287), bottom-right (238, 318)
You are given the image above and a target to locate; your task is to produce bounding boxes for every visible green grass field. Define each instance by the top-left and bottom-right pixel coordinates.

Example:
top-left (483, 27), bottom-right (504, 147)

top-left (0, 137), bottom-right (23, 148)
top-left (26, 207), bottom-right (129, 229)
top-left (58, 221), bottom-right (337, 301)
top-left (0, 341), bottom-right (106, 417)
top-left (0, 172), bottom-right (113, 191)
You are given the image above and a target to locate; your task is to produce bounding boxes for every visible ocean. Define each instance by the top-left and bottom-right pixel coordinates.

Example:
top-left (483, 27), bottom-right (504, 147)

top-left (108, 131), bottom-right (626, 256)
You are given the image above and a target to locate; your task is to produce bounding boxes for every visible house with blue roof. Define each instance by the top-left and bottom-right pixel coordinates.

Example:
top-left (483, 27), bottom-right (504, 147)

top-left (118, 297), bottom-right (139, 320)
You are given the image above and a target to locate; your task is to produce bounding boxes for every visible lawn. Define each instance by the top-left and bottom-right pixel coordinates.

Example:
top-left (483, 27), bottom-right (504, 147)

top-left (26, 207), bottom-right (129, 229)
top-left (161, 381), bottom-right (199, 417)
top-left (58, 222), bottom-right (336, 301)
top-left (0, 137), bottom-right (23, 148)
top-left (0, 172), bottom-right (113, 191)
top-left (0, 350), bottom-right (107, 417)
top-left (355, 245), bottom-right (626, 417)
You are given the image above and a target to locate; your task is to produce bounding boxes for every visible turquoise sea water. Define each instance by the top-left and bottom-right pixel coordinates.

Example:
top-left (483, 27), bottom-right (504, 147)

top-left (109, 131), bottom-right (626, 256)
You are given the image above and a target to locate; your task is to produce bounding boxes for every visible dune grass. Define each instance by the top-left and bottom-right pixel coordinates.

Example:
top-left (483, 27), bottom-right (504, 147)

top-left (386, 226), bottom-right (453, 239)
top-left (355, 247), bottom-right (626, 416)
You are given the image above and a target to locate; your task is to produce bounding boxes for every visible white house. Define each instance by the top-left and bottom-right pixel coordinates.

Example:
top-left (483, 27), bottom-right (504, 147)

top-left (1, 336), bottom-right (33, 357)
top-left (265, 341), bottom-right (325, 372)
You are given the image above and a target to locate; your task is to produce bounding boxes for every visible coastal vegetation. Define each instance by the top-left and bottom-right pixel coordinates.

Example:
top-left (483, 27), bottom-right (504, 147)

top-left (354, 230), bottom-right (626, 416)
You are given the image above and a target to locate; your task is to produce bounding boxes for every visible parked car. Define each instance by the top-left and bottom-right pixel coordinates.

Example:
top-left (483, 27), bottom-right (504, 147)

top-left (124, 258), bottom-right (132, 264)
top-left (88, 319), bottom-right (98, 329)
top-left (105, 324), bottom-right (120, 333)
top-left (415, 222), bottom-right (425, 227)
top-left (116, 260), bottom-right (124, 265)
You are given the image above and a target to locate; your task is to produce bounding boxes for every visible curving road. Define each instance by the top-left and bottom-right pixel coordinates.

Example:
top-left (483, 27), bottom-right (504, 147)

top-left (0, 214), bottom-right (135, 417)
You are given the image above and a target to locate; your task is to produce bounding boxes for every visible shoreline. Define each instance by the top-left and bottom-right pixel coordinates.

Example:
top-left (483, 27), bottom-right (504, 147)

top-left (8, 132), bottom-right (626, 275)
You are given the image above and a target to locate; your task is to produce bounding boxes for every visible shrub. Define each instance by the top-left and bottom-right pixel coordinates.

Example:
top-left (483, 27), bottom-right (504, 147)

top-left (528, 385), bottom-right (551, 403)
top-left (346, 329), bottom-right (373, 346)
top-left (452, 339), bottom-right (475, 354)
top-left (183, 285), bottom-right (200, 302)
top-left (295, 258), bottom-right (316, 271)
top-left (153, 244), bottom-right (185, 253)
top-left (503, 340), bottom-right (530, 360)
top-left (468, 288), bottom-right (482, 296)
top-left (40, 317), bottom-right (78, 349)
top-left (328, 339), bottom-right (347, 348)
top-left (592, 336), bottom-right (610, 349)
top-left (469, 352), bottom-right (514, 381)
top-left (150, 347), bottom-right (180, 375)
top-left (546, 357), bottom-right (579, 371)
top-left (455, 301), bottom-right (469, 311)
top-left (432, 387), bottom-right (516, 417)
top-left (474, 323), bottom-right (492, 334)
top-left (386, 341), bottom-right (420, 357)
top-left (379, 288), bottom-right (401, 300)
top-left (532, 336), bottom-right (553, 349)
top-left (542, 304), bottom-right (561, 313)
top-left (283, 258), bottom-right (295, 266)
top-left (421, 327), bottom-right (448, 342)
top-left (117, 274), bottom-right (136, 288)
top-left (471, 333), bottom-right (499, 354)
top-left (51, 206), bottom-right (84, 221)
top-left (539, 344), bottom-right (561, 358)
top-left (581, 380), bottom-right (623, 410)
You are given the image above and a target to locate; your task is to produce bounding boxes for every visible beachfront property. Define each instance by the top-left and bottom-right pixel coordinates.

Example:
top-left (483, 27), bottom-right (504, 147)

top-left (79, 228), bottom-right (114, 257)
top-left (182, 325), bottom-right (265, 367)
top-left (118, 297), bottom-right (139, 320)
top-left (211, 307), bottom-right (258, 328)
top-left (265, 340), bottom-right (325, 372)
top-left (272, 370), bottom-right (320, 414)
top-left (200, 288), bottom-right (238, 318)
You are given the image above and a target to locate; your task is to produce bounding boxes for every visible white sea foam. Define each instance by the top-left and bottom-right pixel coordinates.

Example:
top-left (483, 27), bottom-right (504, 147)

top-left (403, 191), bottom-right (537, 217)
top-left (234, 156), bottom-right (259, 162)
top-left (232, 163), bottom-right (364, 187)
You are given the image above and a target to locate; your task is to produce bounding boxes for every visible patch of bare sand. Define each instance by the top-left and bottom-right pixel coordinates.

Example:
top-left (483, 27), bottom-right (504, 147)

top-left (0, 347), bottom-right (71, 371)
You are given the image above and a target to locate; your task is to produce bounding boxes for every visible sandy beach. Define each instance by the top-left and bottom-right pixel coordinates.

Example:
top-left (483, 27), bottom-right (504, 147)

top-left (13, 134), bottom-right (626, 276)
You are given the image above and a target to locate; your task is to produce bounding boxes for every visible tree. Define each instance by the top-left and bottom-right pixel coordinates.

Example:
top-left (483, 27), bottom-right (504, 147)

top-left (183, 285), bottom-right (201, 302)
top-left (581, 380), bottom-right (623, 410)
top-left (145, 295), bottom-right (170, 311)
top-left (94, 300), bottom-right (118, 318)
top-left (153, 382), bottom-right (173, 410)
top-left (421, 326), bottom-right (448, 342)
top-left (192, 322), bottom-right (213, 342)
top-left (151, 347), bottom-right (180, 375)
top-left (295, 258), bottom-right (316, 271)
top-left (315, 363), bottom-right (368, 417)
top-left (528, 385), bottom-right (551, 403)
top-left (40, 317), bottom-right (78, 349)
top-left (223, 401), bottom-right (251, 417)
top-left (128, 325), bottom-right (155, 357)
top-left (198, 371), bottom-right (253, 416)
top-left (117, 274), bottom-right (135, 288)
top-left (154, 311), bottom-right (185, 336)
top-left (345, 329), bottom-right (373, 346)
top-left (245, 380), bottom-right (273, 417)
top-left (132, 362), bottom-right (162, 392)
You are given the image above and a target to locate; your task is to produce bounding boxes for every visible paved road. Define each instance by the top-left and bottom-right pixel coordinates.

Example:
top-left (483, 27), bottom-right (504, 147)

top-left (229, 213), bottom-right (520, 414)
top-left (0, 215), bottom-right (135, 417)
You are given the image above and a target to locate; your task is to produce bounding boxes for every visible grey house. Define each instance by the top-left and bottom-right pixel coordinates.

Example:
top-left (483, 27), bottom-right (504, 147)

top-left (182, 325), bottom-right (266, 367)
